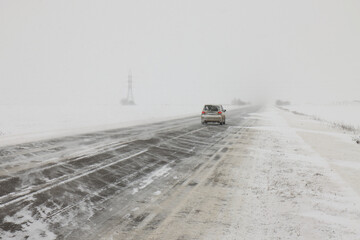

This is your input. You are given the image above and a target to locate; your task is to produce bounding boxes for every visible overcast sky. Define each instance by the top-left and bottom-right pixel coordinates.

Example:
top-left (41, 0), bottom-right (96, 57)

top-left (1, 0), bottom-right (360, 105)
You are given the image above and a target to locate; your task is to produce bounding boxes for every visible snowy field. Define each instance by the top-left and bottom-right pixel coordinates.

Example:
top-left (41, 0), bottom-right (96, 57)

top-left (0, 104), bottom-right (237, 146)
top-left (283, 101), bottom-right (360, 131)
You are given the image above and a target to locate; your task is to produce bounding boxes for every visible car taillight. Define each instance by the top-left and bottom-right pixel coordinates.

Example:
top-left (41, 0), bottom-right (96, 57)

top-left (202, 111), bottom-right (205, 114)
top-left (218, 111), bottom-right (222, 114)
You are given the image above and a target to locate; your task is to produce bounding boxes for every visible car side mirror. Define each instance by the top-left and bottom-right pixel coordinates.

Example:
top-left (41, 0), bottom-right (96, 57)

top-left (224, 109), bottom-right (226, 112)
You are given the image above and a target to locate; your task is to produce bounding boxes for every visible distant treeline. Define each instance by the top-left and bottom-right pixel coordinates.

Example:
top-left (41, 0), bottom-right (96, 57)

top-left (231, 98), bottom-right (248, 105)
top-left (276, 100), bottom-right (291, 106)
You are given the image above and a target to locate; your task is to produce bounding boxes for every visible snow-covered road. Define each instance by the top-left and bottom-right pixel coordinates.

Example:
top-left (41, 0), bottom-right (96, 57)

top-left (1, 105), bottom-right (360, 240)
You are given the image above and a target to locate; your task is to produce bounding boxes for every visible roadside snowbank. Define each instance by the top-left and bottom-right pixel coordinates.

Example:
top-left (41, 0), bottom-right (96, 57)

top-left (230, 108), bottom-right (360, 239)
top-left (283, 102), bottom-right (360, 131)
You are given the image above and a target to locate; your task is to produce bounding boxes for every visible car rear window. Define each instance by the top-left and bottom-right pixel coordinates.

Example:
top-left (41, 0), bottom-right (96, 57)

top-left (204, 105), bottom-right (219, 111)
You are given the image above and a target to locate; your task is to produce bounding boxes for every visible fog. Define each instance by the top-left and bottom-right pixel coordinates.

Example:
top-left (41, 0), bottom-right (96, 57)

top-left (1, 0), bottom-right (360, 106)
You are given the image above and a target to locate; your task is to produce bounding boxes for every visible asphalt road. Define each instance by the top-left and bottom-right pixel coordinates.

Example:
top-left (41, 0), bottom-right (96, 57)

top-left (0, 105), bottom-right (261, 240)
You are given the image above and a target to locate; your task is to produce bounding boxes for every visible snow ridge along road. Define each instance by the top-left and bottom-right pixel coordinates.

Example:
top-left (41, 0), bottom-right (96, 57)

top-left (0, 106), bottom-right (259, 239)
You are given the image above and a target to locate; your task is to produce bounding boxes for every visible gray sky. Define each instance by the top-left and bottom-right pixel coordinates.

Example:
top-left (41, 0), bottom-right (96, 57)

top-left (1, 0), bottom-right (360, 105)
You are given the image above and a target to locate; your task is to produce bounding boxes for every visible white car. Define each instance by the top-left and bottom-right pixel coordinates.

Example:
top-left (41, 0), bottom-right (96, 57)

top-left (201, 104), bottom-right (226, 125)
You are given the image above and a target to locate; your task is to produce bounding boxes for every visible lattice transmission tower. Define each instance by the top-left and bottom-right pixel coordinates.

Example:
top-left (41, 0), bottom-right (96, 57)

top-left (121, 70), bottom-right (135, 105)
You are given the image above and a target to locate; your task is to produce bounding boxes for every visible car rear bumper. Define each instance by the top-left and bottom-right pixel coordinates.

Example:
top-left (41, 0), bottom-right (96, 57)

top-left (201, 115), bottom-right (222, 122)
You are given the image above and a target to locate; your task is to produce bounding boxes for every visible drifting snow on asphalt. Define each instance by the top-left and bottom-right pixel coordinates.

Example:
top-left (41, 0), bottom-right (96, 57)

top-left (2, 206), bottom-right (56, 240)
top-left (0, 107), bottom-right (255, 239)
